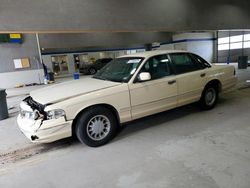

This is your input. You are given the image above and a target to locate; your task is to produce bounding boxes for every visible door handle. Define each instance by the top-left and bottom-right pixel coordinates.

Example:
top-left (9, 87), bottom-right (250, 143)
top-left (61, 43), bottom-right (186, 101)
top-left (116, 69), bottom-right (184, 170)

top-left (200, 73), bottom-right (206, 77)
top-left (168, 80), bottom-right (176, 85)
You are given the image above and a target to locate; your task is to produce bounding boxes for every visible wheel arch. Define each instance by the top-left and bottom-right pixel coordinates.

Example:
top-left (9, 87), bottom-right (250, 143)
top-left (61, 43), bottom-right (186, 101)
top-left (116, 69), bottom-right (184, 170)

top-left (71, 103), bottom-right (121, 137)
top-left (204, 79), bottom-right (222, 93)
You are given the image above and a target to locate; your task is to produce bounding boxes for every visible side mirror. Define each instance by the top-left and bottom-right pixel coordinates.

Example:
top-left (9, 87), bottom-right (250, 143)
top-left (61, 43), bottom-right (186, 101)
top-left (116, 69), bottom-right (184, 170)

top-left (138, 72), bottom-right (151, 82)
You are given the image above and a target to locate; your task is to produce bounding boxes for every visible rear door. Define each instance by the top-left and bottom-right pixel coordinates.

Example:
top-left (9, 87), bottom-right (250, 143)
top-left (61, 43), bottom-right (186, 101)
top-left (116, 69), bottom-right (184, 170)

top-left (168, 53), bottom-right (207, 106)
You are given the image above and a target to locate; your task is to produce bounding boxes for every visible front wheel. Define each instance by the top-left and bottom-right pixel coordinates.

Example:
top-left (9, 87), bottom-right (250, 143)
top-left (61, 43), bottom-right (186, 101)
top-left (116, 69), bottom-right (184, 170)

top-left (89, 68), bottom-right (97, 75)
top-left (200, 85), bottom-right (218, 110)
top-left (76, 106), bottom-right (118, 147)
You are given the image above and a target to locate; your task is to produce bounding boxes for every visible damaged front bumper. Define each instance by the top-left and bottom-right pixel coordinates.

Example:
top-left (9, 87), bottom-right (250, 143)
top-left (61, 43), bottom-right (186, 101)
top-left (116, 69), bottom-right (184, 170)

top-left (17, 100), bottom-right (72, 143)
top-left (17, 115), bottom-right (72, 143)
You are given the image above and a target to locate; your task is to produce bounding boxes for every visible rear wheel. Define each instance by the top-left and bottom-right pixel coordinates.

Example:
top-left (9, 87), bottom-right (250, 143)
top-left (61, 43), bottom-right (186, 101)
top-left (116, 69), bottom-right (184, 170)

top-left (76, 106), bottom-right (118, 147)
top-left (200, 85), bottom-right (218, 110)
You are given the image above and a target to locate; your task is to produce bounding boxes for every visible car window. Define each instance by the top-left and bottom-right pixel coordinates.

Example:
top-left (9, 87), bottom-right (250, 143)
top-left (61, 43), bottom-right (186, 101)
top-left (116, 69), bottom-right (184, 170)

top-left (139, 54), bottom-right (173, 80)
top-left (169, 53), bottom-right (201, 74)
top-left (95, 59), bottom-right (112, 64)
top-left (191, 54), bottom-right (211, 68)
top-left (94, 57), bottom-right (143, 83)
top-left (103, 58), bottom-right (112, 63)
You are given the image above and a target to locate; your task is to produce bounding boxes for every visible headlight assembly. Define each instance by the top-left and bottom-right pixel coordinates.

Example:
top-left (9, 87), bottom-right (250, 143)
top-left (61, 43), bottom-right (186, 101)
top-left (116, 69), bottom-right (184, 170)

top-left (20, 109), bottom-right (40, 120)
top-left (46, 109), bottom-right (65, 120)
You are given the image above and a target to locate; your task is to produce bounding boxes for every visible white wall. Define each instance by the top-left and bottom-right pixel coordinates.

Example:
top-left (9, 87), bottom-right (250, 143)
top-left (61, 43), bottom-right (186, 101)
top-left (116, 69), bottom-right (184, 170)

top-left (114, 51), bottom-right (127, 58)
top-left (172, 32), bottom-right (214, 41)
top-left (174, 43), bottom-right (187, 51)
top-left (99, 52), bottom-right (114, 58)
top-left (186, 41), bottom-right (214, 63)
top-left (173, 32), bottom-right (215, 63)
top-left (158, 43), bottom-right (174, 50)
top-left (159, 32), bottom-right (215, 63)
top-left (0, 69), bottom-right (44, 88)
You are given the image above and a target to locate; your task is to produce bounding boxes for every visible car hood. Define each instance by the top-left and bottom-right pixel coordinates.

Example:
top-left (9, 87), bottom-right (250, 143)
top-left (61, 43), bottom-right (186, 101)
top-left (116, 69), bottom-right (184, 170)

top-left (30, 77), bottom-right (121, 105)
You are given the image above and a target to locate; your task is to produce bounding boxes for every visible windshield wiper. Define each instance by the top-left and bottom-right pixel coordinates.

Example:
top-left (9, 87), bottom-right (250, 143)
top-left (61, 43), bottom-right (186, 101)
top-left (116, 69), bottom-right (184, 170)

top-left (93, 75), bottom-right (108, 81)
top-left (93, 75), bottom-right (123, 83)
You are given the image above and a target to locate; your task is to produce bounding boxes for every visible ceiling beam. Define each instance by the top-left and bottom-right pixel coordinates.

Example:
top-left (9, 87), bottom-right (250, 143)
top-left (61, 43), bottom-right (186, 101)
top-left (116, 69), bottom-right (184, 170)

top-left (0, 0), bottom-right (250, 32)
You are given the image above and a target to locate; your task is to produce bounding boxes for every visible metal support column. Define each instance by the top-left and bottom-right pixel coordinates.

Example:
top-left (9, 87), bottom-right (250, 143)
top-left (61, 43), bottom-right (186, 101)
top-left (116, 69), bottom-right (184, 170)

top-left (35, 33), bottom-right (43, 84)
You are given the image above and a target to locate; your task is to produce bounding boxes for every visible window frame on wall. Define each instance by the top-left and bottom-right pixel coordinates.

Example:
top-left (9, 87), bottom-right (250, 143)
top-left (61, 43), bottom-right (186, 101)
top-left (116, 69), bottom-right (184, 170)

top-left (218, 33), bottom-right (250, 51)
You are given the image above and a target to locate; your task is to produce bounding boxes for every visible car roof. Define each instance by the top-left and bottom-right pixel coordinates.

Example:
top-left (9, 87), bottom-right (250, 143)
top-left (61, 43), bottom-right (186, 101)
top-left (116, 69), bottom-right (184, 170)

top-left (118, 50), bottom-right (188, 59)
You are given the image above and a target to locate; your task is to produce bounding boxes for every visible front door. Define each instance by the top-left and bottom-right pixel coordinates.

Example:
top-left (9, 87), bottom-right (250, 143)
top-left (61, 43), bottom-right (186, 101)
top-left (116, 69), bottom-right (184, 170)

top-left (129, 54), bottom-right (178, 120)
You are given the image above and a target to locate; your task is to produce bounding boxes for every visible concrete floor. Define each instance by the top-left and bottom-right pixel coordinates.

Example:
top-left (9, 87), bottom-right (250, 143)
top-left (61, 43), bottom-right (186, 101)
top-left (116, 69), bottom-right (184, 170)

top-left (0, 69), bottom-right (250, 188)
top-left (0, 76), bottom-right (83, 152)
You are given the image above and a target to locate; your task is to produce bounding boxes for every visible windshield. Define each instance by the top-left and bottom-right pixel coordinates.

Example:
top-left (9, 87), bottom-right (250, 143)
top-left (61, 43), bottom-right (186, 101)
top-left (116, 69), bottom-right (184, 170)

top-left (93, 57), bottom-right (144, 83)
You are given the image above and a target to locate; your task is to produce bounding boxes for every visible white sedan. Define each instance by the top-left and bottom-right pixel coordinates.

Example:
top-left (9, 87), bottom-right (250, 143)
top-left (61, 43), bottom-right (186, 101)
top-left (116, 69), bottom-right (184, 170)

top-left (17, 50), bottom-right (237, 147)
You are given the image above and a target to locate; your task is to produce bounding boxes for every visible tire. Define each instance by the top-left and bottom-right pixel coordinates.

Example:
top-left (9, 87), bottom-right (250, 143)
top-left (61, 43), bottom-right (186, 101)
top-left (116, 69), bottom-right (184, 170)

top-left (75, 106), bottom-right (118, 147)
top-left (89, 68), bottom-right (97, 75)
top-left (199, 84), bottom-right (218, 110)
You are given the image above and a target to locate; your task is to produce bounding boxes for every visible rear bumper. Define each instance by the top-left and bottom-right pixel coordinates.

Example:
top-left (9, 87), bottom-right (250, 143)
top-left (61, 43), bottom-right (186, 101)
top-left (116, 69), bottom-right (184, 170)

top-left (222, 76), bottom-right (238, 92)
top-left (17, 115), bottom-right (72, 143)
